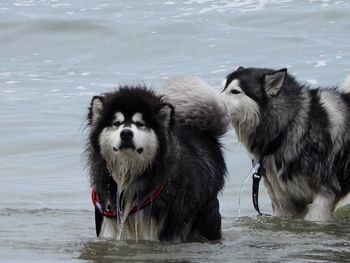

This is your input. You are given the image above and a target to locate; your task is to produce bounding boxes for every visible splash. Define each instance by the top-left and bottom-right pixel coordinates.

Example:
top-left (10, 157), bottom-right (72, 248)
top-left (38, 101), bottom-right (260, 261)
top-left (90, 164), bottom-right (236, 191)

top-left (134, 192), bottom-right (140, 242)
top-left (116, 189), bottom-right (126, 240)
top-left (115, 188), bottom-right (143, 240)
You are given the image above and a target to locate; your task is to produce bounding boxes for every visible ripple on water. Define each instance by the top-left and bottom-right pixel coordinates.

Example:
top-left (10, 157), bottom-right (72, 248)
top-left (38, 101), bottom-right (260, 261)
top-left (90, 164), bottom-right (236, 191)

top-left (74, 210), bottom-right (350, 263)
top-left (1, 0), bottom-right (350, 262)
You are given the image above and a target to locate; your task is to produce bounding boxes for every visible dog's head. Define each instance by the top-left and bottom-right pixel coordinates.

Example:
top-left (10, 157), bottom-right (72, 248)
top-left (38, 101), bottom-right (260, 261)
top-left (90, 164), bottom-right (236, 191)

top-left (87, 86), bottom-right (174, 190)
top-left (221, 67), bottom-right (287, 143)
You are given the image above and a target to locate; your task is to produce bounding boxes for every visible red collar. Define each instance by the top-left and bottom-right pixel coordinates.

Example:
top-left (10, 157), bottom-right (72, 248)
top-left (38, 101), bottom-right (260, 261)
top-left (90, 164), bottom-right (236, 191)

top-left (91, 183), bottom-right (166, 218)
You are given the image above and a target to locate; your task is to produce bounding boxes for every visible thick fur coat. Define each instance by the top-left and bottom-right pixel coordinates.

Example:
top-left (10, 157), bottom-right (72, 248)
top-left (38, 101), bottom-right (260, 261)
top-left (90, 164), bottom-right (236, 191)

top-left (85, 76), bottom-right (229, 241)
top-left (221, 67), bottom-right (350, 221)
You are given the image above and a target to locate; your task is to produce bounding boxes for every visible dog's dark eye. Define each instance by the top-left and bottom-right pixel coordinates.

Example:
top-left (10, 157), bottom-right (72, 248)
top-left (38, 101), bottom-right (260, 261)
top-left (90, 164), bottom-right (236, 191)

top-left (135, 121), bottom-right (145, 127)
top-left (231, 89), bottom-right (242, 94)
top-left (113, 121), bottom-right (122, 127)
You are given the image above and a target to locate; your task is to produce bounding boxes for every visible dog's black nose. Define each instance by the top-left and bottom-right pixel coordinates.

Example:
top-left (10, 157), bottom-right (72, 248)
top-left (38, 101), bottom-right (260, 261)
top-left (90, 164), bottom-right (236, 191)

top-left (120, 129), bottom-right (133, 141)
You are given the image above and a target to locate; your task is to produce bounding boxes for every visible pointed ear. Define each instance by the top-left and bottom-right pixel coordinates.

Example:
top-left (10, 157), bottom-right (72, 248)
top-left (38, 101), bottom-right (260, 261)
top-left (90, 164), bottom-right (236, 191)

top-left (157, 103), bottom-right (175, 129)
top-left (264, 68), bottom-right (287, 97)
top-left (90, 96), bottom-right (104, 125)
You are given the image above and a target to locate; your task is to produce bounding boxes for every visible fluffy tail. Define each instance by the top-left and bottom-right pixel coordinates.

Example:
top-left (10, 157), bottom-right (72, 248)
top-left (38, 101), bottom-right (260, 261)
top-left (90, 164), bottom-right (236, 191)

top-left (341, 73), bottom-right (350, 93)
top-left (159, 76), bottom-right (230, 137)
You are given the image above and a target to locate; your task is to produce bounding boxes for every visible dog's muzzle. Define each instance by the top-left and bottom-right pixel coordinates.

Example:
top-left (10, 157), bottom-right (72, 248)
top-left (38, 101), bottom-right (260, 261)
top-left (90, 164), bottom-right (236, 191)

top-left (114, 129), bottom-right (143, 154)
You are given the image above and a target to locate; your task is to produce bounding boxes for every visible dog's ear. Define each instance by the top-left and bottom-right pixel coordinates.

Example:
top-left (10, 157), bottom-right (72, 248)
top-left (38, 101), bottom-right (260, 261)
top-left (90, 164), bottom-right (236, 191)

top-left (236, 66), bottom-right (245, 71)
top-left (157, 103), bottom-right (175, 129)
top-left (90, 96), bottom-right (104, 125)
top-left (263, 68), bottom-right (287, 97)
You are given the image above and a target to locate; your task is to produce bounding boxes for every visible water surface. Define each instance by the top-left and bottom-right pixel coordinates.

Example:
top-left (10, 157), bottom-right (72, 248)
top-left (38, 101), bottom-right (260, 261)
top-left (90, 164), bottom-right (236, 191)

top-left (1, 0), bottom-right (350, 262)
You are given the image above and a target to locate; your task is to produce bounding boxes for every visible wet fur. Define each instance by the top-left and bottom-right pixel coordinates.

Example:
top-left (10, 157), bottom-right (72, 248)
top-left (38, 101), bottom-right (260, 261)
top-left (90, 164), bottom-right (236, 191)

top-left (85, 79), bottom-right (227, 241)
top-left (222, 67), bottom-right (350, 221)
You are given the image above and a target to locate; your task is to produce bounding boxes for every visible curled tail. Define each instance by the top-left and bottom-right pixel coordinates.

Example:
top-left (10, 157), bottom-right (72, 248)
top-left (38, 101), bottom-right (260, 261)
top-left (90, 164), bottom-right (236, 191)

top-left (159, 76), bottom-right (230, 137)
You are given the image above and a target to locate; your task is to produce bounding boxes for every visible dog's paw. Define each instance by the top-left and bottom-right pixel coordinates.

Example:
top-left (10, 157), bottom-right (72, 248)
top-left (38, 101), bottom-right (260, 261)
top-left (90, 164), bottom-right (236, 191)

top-left (304, 204), bottom-right (335, 222)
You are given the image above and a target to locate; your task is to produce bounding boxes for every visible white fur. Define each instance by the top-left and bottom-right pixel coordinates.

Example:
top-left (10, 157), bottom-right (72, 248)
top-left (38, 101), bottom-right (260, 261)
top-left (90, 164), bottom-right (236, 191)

top-left (161, 75), bottom-right (222, 105)
top-left (221, 78), bottom-right (260, 147)
top-left (341, 73), bottom-right (350, 93)
top-left (304, 194), bottom-right (335, 221)
top-left (160, 76), bottom-right (230, 136)
top-left (123, 210), bottom-right (163, 241)
top-left (261, 156), bottom-right (335, 221)
top-left (99, 112), bottom-right (158, 193)
top-left (319, 91), bottom-right (346, 143)
top-left (220, 78), bottom-right (227, 90)
top-left (100, 217), bottom-right (118, 238)
top-left (263, 158), bottom-right (313, 217)
top-left (100, 211), bottom-right (166, 241)
top-left (132, 113), bottom-right (143, 123)
top-left (115, 112), bottom-right (125, 122)
top-left (99, 194), bottom-right (165, 241)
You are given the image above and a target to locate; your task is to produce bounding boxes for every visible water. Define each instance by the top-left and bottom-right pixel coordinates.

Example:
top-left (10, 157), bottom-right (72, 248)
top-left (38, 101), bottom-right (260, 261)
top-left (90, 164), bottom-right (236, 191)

top-left (1, 0), bottom-right (350, 262)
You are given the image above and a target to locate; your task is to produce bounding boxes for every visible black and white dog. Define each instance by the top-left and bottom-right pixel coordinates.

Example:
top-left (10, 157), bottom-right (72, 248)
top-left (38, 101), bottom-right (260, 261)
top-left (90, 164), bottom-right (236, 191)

top-left (85, 76), bottom-right (229, 241)
top-left (221, 67), bottom-right (350, 221)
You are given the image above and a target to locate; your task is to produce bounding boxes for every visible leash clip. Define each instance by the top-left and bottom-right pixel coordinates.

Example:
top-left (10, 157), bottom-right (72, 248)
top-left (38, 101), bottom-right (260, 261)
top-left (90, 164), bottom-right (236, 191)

top-left (252, 172), bottom-right (262, 180)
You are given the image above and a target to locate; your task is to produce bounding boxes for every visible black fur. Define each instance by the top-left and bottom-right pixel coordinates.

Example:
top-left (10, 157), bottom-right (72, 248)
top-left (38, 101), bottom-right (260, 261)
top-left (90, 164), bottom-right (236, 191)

top-left (85, 85), bottom-right (226, 241)
top-left (224, 67), bottom-right (350, 218)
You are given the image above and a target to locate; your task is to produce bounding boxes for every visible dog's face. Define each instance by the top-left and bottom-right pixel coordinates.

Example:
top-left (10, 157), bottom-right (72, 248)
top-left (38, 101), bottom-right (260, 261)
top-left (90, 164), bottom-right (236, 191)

top-left (221, 67), bottom-right (287, 138)
top-left (97, 109), bottom-right (158, 161)
top-left (88, 87), bottom-right (174, 189)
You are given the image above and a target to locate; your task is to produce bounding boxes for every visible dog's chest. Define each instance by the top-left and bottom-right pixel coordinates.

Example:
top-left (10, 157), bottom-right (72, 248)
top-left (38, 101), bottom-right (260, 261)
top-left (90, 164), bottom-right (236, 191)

top-left (122, 210), bottom-right (163, 241)
top-left (99, 210), bottom-right (163, 241)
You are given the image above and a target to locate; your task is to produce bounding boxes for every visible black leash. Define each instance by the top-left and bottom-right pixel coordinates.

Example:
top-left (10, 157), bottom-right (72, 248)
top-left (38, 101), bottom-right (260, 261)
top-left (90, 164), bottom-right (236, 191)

top-left (251, 128), bottom-right (287, 216)
top-left (252, 162), bottom-right (267, 216)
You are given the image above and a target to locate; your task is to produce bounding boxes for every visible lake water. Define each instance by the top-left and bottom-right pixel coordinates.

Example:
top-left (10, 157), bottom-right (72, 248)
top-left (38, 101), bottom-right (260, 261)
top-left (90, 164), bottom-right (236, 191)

top-left (1, 0), bottom-right (350, 262)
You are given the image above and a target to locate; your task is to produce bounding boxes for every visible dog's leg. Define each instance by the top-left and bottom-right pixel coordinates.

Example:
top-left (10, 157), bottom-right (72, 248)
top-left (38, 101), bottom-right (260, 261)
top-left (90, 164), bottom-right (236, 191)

top-left (304, 193), bottom-right (336, 221)
top-left (159, 197), bottom-right (221, 241)
top-left (99, 217), bottom-right (118, 238)
top-left (195, 198), bottom-right (222, 240)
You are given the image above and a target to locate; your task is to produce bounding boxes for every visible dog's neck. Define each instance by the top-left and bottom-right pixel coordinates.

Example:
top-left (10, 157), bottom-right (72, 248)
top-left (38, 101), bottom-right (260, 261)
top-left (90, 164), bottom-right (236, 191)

top-left (105, 155), bottom-right (152, 194)
top-left (233, 121), bottom-right (285, 161)
top-left (231, 105), bottom-right (260, 150)
top-left (103, 158), bottom-right (149, 225)
top-left (233, 123), bottom-right (257, 150)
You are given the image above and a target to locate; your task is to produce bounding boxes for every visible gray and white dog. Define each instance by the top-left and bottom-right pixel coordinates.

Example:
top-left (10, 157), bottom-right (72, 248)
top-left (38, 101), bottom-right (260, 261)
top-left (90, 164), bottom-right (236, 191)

top-left (221, 67), bottom-right (350, 221)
